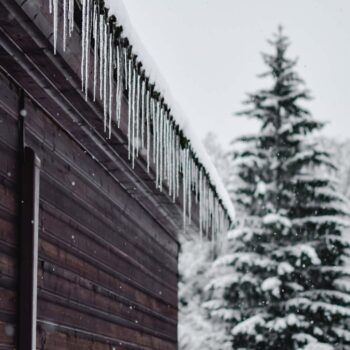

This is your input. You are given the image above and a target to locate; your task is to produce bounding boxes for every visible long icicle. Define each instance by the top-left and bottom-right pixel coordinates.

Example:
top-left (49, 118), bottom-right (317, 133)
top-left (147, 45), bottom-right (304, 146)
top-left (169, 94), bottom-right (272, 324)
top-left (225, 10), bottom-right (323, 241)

top-left (135, 74), bottom-right (140, 156)
top-left (132, 66), bottom-right (136, 168)
top-left (146, 89), bottom-right (150, 172)
top-left (182, 149), bottom-right (187, 230)
top-left (93, 5), bottom-right (98, 101)
top-left (63, 0), bottom-right (67, 51)
top-left (176, 133), bottom-right (179, 200)
top-left (199, 170), bottom-right (203, 239)
top-left (68, 0), bottom-right (74, 36)
top-left (123, 47), bottom-right (128, 90)
top-left (155, 101), bottom-right (160, 187)
top-left (141, 80), bottom-right (145, 149)
top-left (168, 123), bottom-right (172, 196)
top-left (166, 118), bottom-right (170, 184)
top-left (188, 157), bottom-right (192, 223)
top-left (108, 34), bottom-right (113, 138)
top-left (172, 129), bottom-right (176, 202)
top-left (53, 0), bottom-right (58, 54)
top-left (103, 24), bottom-right (108, 131)
top-left (84, 0), bottom-right (91, 100)
top-left (99, 14), bottom-right (104, 101)
top-left (154, 99), bottom-right (158, 183)
top-left (127, 58), bottom-right (132, 160)
top-left (81, 0), bottom-right (86, 89)
top-left (116, 44), bottom-right (122, 127)
top-left (159, 106), bottom-right (163, 191)
top-left (163, 114), bottom-right (168, 182)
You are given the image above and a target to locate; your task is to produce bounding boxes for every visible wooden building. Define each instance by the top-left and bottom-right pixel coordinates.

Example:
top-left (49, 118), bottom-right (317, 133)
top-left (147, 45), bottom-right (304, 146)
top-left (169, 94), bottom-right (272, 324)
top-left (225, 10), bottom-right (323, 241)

top-left (0, 0), bottom-right (234, 349)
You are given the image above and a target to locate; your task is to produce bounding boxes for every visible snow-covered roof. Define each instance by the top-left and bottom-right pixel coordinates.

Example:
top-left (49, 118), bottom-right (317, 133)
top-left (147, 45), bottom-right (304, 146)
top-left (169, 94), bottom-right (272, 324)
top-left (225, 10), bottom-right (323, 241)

top-left (48, 0), bottom-right (235, 235)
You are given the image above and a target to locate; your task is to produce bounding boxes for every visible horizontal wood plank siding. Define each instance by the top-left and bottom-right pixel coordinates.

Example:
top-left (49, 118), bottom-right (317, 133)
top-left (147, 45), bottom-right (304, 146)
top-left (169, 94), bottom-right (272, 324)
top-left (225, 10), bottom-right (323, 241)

top-left (0, 0), bottom-right (183, 347)
top-left (0, 71), bottom-right (19, 348)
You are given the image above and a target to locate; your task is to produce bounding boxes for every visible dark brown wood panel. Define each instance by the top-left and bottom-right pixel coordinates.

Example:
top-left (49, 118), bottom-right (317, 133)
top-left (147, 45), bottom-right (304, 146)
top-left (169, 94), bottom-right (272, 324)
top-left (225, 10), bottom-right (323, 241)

top-left (0, 67), bottom-right (18, 350)
top-left (0, 0), bottom-right (189, 348)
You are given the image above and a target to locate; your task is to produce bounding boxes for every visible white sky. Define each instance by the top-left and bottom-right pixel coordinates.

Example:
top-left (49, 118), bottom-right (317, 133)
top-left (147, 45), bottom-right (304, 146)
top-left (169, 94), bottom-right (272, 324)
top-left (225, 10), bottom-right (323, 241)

top-left (122, 0), bottom-right (350, 148)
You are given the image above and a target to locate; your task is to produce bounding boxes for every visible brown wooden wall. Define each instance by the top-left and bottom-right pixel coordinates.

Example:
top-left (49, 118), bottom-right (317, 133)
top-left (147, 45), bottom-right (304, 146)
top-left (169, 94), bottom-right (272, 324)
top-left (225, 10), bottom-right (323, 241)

top-left (0, 69), bottom-right (18, 349)
top-left (0, 62), bottom-right (179, 350)
top-left (0, 0), bottom-right (192, 349)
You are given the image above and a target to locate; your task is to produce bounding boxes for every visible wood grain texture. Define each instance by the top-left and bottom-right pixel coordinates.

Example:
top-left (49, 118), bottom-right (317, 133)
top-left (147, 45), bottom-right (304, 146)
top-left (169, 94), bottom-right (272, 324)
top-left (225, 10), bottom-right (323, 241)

top-left (0, 71), bottom-right (19, 349)
top-left (0, 0), bottom-right (208, 348)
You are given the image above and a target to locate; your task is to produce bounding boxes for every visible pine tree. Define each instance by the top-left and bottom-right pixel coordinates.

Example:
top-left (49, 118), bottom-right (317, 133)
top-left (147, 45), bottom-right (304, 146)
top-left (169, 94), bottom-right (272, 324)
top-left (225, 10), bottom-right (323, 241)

top-left (205, 27), bottom-right (350, 350)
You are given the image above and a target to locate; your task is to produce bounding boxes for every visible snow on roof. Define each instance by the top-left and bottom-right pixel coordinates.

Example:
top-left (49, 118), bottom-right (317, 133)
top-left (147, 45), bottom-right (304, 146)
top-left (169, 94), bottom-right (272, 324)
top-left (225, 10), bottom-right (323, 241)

top-left (105, 0), bottom-right (235, 222)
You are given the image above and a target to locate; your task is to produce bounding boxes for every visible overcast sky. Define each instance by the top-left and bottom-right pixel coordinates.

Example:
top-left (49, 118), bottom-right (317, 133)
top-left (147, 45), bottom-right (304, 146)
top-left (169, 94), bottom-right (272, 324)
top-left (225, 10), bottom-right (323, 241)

top-left (122, 0), bottom-right (350, 148)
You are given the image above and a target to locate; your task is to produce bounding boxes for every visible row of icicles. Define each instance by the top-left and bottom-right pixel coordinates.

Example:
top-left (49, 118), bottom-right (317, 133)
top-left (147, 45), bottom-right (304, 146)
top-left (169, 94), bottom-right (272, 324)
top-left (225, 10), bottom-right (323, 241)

top-left (48, 0), bottom-right (231, 237)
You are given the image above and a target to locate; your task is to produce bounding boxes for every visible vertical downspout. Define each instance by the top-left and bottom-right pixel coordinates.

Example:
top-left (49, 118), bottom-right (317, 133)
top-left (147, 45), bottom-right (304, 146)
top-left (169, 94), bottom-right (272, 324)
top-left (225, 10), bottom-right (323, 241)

top-left (17, 91), bottom-right (41, 350)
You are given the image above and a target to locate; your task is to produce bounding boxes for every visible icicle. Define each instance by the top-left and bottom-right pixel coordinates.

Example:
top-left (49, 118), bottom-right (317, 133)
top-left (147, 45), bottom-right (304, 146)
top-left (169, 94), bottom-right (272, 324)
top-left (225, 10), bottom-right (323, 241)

top-left (204, 177), bottom-right (207, 236)
top-left (173, 133), bottom-right (177, 199)
top-left (202, 178), bottom-right (205, 237)
top-left (116, 44), bottom-right (122, 127)
top-left (182, 149), bottom-right (188, 230)
top-left (176, 136), bottom-right (180, 197)
top-left (123, 47), bottom-right (128, 90)
top-left (168, 123), bottom-right (172, 195)
top-left (206, 181), bottom-right (209, 234)
top-left (53, 0), bottom-right (58, 54)
top-left (127, 58), bottom-right (132, 160)
top-left (169, 122), bottom-right (172, 188)
top-left (167, 122), bottom-right (172, 195)
top-left (167, 123), bottom-right (171, 195)
top-left (103, 24), bottom-right (108, 131)
top-left (68, 0), bottom-right (74, 36)
top-left (199, 170), bottom-right (203, 239)
top-left (168, 120), bottom-right (173, 187)
top-left (159, 107), bottom-right (164, 191)
top-left (93, 5), bottom-right (98, 101)
top-left (49, 0), bottom-right (53, 14)
top-left (99, 14), bottom-right (104, 101)
top-left (132, 67), bottom-right (137, 168)
top-left (135, 74), bottom-right (140, 155)
top-left (146, 89), bottom-right (151, 172)
top-left (63, 0), bottom-right (67, 51)
top-left (108, 34), bottom-right (113, 139)
top-left (81, 0), bottom-right (86, 90)
top-left (155, 101), bottom-right (160, 187)
top-left (141, 80), bottom-right (145, 148)
top-left (172, 130), bottom-right (176, 202)
top-left (167, 120), bottom-right (170, 183)
top-left (152, 98), bottom-right (157, 163)
top-left (84, 0), bottom-right (91, 101)
top-left (196, 168), bottom-right (199, 202)
top-left (188, 158), bottom-right (192, 223)
top-left (164, 116), bottom-right (169, 182)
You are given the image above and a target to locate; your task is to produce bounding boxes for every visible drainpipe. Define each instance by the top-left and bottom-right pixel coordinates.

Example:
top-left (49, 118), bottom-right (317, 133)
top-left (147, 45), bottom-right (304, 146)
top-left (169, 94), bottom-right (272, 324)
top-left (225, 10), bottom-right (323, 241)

top-left (17, 91), bottom-right (41, 350)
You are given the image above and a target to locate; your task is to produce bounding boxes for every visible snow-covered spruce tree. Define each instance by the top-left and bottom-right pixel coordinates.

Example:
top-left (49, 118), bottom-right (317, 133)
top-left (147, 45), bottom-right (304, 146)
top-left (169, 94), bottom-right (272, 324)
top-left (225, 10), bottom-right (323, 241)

top-left (205, 27), bottom-right (350, 350)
